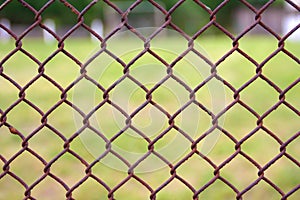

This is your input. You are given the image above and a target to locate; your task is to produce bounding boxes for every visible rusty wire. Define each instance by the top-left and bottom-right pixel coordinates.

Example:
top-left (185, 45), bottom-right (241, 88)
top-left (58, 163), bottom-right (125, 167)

top-left (0, 0), bottom-right (299, 200)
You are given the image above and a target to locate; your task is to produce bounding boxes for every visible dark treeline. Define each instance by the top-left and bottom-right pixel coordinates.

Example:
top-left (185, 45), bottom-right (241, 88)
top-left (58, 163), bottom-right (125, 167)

top-left (0, 0), bottom-right (283, 34)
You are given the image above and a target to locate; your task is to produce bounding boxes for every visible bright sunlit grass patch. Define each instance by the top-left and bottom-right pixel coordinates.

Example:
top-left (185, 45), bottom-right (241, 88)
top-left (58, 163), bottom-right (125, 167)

top-left (0, 35), bottom-right (299, 199)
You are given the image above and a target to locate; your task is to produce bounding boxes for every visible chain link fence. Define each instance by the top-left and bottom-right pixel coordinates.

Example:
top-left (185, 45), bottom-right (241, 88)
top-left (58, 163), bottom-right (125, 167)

top-left (0, 0), bottom-right (299, 199)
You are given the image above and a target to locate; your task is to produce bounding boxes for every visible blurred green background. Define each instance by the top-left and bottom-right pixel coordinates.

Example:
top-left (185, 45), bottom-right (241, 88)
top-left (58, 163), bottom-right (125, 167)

top-left (0, 0), bottom-right (299, 199)
top-left (0, 35), bottom-right (299, 199)
top-left (0, 0), bottom-right (285, 34)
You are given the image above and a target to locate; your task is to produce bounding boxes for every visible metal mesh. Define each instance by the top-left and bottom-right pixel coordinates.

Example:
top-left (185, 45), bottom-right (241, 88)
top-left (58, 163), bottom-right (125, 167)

top-left (0, 0), bottom-right (299, 199)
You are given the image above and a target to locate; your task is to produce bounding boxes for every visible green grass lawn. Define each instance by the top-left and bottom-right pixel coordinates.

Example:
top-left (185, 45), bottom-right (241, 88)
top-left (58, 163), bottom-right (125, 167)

top-left (0, 35), bottom-right (299, 199)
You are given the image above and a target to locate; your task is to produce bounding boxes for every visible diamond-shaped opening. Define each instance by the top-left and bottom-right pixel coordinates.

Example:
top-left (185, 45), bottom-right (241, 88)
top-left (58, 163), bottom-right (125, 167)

top-left (221, 103), bottom-right (257, 140)
top-left (195, 76), bottom-right (227, 114)
top-left (46, 103), bottom-right (78, 138)
top-left (44, 52), bottom-right (80, 88)
top-left (129, 53), bottom-right (168, 84)
top-left (105, 145), bottom-right (142, 168)
top-left (204, 129), bottom-right (235, 165)
top-left (242, 179), bottom-right (282, 199)
top-left (6, 101), bottom-right (41, 136)
top-left (91, 162), bottom-right (128, 188)
top-left (20, 38), bottom-right (58, 61)
top-left (109, 78), bottom-right (146, 112)
top-left (72, 177), bottom-right (108, 199)
top-left (263, 104), bottom-right (300, 141)
top-left (174, 103), bottom-right (211, 140)
top-left (150, 31), bottom-right (189, 63)
top-left (286, 135), bottom-right (300, 164)
top-left (126, 1), bottom-right (165, 29)
top-left (134, 153), bottom-right (171, 174)
top-left (264, 156), bottom-right (300, 193)
top-left (85, 50), bottom-right (121, 82)
top-left (126, 86), bottom-right (148, 115)
top-left (111, 129), bottom-right (148, 154)
top-left (0, 126), bottom-right (22, 159)
top-left (168, 0), bottom-right (211, 36)
top-left (285, 82), bottom-right (300, 111)
top-left (152, 129), bottom-right (191, 164)
top-left (151, 78), bottom-right (190, 114)
top-left (25, 77), bottom-right (61, 112)
top-left (77, 127), bottom-right (107, 162)
top-left (113, 178), bottom-right (151, 200)
top-left (220, 154), bottom-right (258, 191)
top-left (137, 101), bottom-right (170, 128)
top-left (240, 77), bottom-right (279, 115)
top-left (71, 77), bottom-right (104, 114)
top-left (2, 51), bottom-right (38, 86)
top-left (105, 29), bottom-right (145, 56)
top-left (217, 51), bottom-right (256, 89)
top-left (0, 175), bottom-right (25, 199)
top-left (110, 141), bottom-right (147, 166)
top-left (30, 176), bottom-right (66, 200)
top-left (198, 179), bottom-right (237, 199)
top-left (9, 151), bottom-right (44, 185)
top-left (28, 127), bottom-right (64, 162)
top-left (176, 154), bottom-right (215, 190)
top-left (0, 76), bottom-right (19, 110)
top-left (92, 55), bottom-right (124, 89)
top-left (242, 129), bottom-right (280, 165)
top-left (118, 45), bottom-right (150, 67)
top-left (62, 31), bottom-right (100, 59)
top-left (50, 152), bottom-right (86, 187)
top-left (194, 31), bottom-right (232, 64)
top-left (91, 103), bottom-right (126, 139)
top-left (237, 33), bottom-right (279, 63)
top-left (172, 51), bottom-right (211, 89)
top-left (263, 52), bottom-right (300, 89)
top-left (155, 178), bottom-right (194, 200)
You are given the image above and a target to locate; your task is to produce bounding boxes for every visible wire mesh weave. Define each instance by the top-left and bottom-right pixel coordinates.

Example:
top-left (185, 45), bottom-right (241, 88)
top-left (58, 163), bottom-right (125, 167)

top-left (0, 0), bottom-right (299, 200)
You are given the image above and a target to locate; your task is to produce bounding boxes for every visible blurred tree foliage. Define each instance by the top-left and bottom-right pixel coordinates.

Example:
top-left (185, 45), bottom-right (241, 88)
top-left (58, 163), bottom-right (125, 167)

top-left (162, 0), bottom-right (284, 34)
top-left (0, 0), bottom-right (284, 34)
top-left (0, 0), bottom-right (103, 25)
